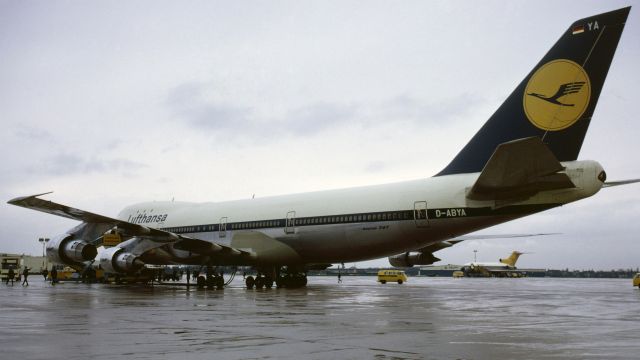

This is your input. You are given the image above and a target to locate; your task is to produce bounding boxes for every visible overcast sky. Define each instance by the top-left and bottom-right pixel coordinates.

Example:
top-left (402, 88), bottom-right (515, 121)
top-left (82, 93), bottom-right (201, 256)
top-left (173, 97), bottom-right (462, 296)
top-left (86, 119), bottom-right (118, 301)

top-left (1, 0), bottom-right (638, 270)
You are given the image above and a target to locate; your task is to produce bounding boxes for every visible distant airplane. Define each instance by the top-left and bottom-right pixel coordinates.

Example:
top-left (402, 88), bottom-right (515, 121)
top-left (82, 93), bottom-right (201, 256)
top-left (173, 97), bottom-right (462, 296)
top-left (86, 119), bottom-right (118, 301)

top-left (464, 251), bottom-right (525, 272)
top-left (8, 7), bottom-right (639, 289)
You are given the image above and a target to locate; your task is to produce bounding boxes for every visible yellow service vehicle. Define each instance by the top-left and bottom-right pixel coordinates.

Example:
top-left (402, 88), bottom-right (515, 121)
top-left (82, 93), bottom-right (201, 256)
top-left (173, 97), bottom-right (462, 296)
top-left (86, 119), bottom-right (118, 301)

top-left (377, 270), bottom-right (407, 284)
top-left (1, 254), bottom-right (21, 282)
top-left (633, 273), bottom-right (640, 288)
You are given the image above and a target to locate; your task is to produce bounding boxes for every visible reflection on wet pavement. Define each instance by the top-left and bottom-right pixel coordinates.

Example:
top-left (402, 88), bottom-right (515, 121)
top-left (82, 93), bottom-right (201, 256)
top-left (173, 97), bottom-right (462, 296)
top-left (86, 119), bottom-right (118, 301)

top-left (1, 277), bottom-right (639, 359)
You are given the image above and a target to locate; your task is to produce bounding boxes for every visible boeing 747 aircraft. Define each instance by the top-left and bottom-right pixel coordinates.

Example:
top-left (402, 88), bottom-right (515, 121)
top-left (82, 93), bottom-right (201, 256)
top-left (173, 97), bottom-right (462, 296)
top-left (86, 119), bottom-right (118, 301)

top-left (8, 7), bottom-right (638, 288)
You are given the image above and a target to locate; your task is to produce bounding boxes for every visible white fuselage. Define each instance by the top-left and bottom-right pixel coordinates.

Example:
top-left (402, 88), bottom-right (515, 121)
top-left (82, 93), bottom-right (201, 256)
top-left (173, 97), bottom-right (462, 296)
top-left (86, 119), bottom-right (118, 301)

top-left (464, 262), bottom-right (514, 270)
top-left (115, 160), bottom-right (604, 266)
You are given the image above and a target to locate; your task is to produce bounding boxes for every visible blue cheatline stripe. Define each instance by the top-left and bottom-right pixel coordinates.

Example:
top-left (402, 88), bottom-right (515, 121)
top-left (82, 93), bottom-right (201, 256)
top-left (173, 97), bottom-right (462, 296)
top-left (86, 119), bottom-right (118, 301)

top-left (159, 203), bottom-right (559, 234)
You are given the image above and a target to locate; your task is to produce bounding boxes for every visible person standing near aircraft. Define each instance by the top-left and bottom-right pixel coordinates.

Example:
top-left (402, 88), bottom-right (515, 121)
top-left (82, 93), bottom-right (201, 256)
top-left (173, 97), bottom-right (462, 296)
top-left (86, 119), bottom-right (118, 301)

top-left (42, 268), bottom-right (48, 281)
top-left (50, 266), bottom-right (57, 284)
top-left (6, 266), bottom-right (15, 285)
top-left (22, 267), bottom-right (29, 286)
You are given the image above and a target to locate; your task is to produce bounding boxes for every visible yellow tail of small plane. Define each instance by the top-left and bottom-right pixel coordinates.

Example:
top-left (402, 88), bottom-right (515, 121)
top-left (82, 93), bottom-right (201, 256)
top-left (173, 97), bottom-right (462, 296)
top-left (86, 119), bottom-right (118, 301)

top-left (499, 252), bottom-right (524, 267)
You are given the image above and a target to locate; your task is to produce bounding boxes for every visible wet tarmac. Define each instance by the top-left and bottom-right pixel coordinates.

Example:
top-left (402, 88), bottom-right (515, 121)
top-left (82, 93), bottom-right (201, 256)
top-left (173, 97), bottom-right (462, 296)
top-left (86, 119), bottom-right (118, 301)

top-left (1, 276), bottom-right (639, 360)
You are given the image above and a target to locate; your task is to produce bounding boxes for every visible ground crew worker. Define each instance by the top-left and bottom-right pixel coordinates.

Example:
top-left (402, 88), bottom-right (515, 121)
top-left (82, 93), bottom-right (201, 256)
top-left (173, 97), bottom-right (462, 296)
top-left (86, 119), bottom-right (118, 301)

top-left (50, 266), bottom-right (58, 284)
top-left (22, 267), bottom-right (29, 286)
top-left (6, 267), bottom-right (15, 285)
top-left (42, 268), bottom-right (49, 281)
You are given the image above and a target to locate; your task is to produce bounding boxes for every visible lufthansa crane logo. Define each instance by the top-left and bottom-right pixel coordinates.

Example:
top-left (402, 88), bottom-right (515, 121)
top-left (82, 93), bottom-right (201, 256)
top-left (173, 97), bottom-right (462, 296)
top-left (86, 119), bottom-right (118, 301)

top-left (523, 59), bottom-right (591, 131)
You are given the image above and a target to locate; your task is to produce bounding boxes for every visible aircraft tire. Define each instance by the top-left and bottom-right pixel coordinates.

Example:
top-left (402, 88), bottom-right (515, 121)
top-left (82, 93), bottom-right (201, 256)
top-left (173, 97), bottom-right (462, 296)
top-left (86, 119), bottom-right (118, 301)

top-left (216, 276), bottom-right (224, 290)
top-left (265, 277), bottom-right (274, 289)
top-left (255, 276), bottom-right (265, 289)
top-left (380, 280), bottom-right (386, 284)
top-left (245, 276), bottom-right (255, 289)
top-left (398, 280), bottom-right (403, 284)
top-left (206, 275), bottom-right (215, 289)
top-left (197, 276), bottom-right (206, 289)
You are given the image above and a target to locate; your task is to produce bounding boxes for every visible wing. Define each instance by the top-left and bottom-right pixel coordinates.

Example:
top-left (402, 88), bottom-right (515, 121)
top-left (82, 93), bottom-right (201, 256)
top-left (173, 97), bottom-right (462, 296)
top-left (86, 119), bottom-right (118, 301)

top-left (453, 233), bottom-right (558, 240)
top-left (8, 193), bottom-right (254, 261)
top-left (388, 239), bottom-right (462, 267)
top-left (389, 233), bottom-right (556, 267)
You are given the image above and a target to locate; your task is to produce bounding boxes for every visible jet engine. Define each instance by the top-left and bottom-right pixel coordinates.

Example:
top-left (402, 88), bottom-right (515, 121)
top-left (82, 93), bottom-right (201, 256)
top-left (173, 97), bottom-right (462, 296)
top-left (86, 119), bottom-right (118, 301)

top-left (388, 252), bottom-right (440, 268)
top-left (46, 235), bottom-right (98, 266)
top-left (99, 247), bottom-right (144, 274)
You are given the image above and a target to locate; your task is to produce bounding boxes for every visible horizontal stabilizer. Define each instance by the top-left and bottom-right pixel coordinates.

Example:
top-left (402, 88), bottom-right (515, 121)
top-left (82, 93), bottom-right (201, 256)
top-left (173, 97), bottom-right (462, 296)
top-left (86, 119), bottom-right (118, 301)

top-left (467, 137), bottom-right (575, 201)
top-left (603, 179), bottom-right (640, 188)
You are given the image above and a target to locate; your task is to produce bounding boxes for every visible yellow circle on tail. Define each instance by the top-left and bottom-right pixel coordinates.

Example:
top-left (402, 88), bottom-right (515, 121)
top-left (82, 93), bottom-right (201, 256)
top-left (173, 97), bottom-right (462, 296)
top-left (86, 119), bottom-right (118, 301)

top-left (523, 59), bottom-right (591, 131)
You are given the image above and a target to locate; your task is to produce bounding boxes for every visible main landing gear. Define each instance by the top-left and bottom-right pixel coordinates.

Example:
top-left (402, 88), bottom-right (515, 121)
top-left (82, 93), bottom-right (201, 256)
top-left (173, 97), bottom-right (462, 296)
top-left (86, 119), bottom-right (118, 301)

top-left (196, 265), bottom-right (234, 290)
top-left (245, 274), bottom-right (274, 289)
top-left (245, 267), bottom-right (307, 289)
top-left (197, 274), bottom-right (224, 290)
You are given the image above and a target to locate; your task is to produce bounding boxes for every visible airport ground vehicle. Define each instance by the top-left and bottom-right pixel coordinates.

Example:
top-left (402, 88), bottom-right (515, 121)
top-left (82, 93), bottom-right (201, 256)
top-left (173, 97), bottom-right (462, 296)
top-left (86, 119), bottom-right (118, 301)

top-left (633, 273), bottom-right (640, 288)
top-left (1, 254), bottom-right (48, 281)
top-left (0, 254), bottom-right (20, 282)
top-left (378, 270), bottom-right (407, 284)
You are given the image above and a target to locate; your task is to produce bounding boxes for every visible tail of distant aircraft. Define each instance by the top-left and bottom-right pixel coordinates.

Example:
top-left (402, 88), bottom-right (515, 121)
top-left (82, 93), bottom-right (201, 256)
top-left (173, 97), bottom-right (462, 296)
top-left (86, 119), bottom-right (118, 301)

top-left (499, 251), bottom-right (524, 267)
top-left (438, 7), bottom-right (630, 176)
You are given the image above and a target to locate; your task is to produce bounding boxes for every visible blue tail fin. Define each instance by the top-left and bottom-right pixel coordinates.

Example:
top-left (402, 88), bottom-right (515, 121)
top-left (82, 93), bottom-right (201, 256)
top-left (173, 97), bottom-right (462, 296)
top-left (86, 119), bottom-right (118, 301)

top-left (438, 7), bottom-right (630, 176)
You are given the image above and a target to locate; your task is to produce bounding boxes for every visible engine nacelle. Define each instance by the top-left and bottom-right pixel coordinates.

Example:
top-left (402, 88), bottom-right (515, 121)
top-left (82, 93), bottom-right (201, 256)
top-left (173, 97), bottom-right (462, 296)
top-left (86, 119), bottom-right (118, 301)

top-left (388, 252), bottom-right (440, 268)
top-left (99, 247), bottom-right (144, 274)
top-left (46, 235), bottom-right (98, 266)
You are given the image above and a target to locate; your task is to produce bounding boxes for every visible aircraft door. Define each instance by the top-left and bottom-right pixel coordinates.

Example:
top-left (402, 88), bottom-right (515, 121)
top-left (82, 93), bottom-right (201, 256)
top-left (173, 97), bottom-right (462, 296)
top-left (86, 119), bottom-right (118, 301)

top-left (219, 217), bottom-right (228, 238)
top-left (414, 201), bottom-right (429, 228)
top-left (285, 211), bottom-right (296, 234)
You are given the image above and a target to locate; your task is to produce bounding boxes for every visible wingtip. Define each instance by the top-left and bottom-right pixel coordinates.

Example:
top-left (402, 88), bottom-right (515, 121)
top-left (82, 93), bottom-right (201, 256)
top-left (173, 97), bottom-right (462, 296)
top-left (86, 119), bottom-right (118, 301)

top-left (603, 179), bottom-right (640, 188)
top-left (7, 191), bottom-right (54, 205)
